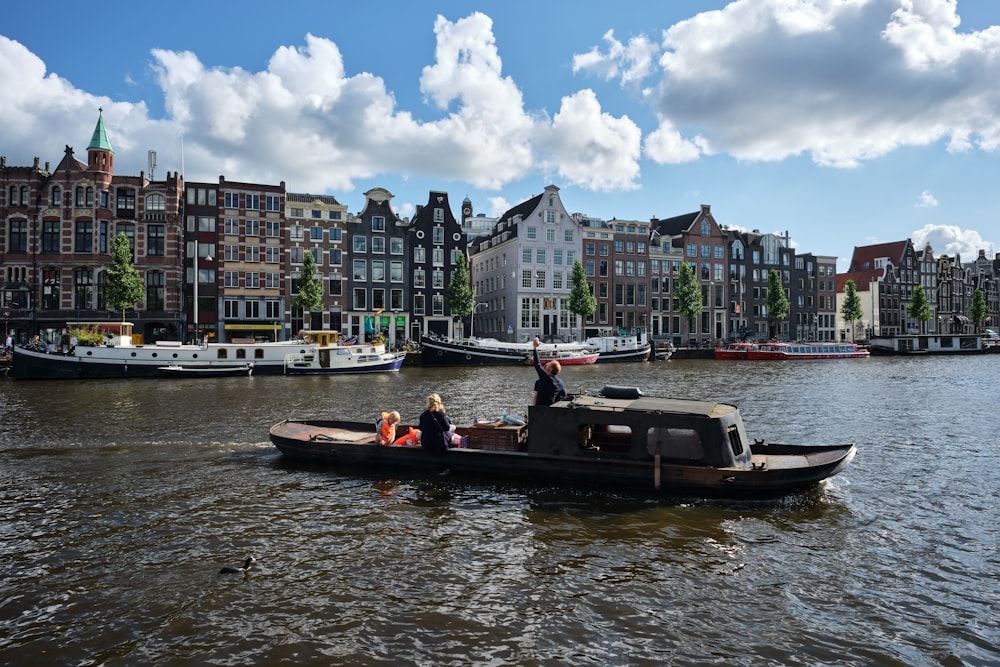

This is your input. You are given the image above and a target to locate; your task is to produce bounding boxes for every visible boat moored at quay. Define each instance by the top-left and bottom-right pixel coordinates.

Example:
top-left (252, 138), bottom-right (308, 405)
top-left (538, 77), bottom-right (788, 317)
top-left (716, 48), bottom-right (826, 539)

top-left (744, 341), bottom-right (870, 360)
top-left (869, 333), bottom-right (984, 355)
top-left (11, 323), bottom-right (403, 379)
top-left (283, 330), bottom-right (406, 375)
top-left (419, 335), bottom-right (598, 366)
top-left (269, 385), bottom-right (857, 499)
top-left (584, 328), bottom-right (653, 362)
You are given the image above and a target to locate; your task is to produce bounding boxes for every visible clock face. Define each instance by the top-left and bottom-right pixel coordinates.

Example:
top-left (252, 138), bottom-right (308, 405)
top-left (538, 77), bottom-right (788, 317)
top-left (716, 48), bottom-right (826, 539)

top-left (463, 207), bottom-right (471, 215)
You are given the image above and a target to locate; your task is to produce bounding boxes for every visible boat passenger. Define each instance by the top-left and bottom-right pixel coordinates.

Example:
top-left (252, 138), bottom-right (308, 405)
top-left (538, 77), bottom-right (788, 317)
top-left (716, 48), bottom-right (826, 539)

top-left (376, 411), bottom-right (401, 445)
top-left (532, 337), bottom-right (567, 406)
top-left (418, 393), bottom-right (453, 455)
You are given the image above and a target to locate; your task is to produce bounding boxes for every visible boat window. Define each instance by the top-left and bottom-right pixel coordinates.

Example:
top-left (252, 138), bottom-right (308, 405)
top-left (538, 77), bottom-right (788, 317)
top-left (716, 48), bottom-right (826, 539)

top-left (727, 426), bottom-right (744, 457)
top-left (646, 427), bottom-right (703, 460)
top-left (217, 349), bottom-right (228, 359)
top-left (254, 349), bottom-right (266, 359)
top-left (579, 424), bottom-right (632, 453)
top-left (236, 348), bottom-right (247, 359)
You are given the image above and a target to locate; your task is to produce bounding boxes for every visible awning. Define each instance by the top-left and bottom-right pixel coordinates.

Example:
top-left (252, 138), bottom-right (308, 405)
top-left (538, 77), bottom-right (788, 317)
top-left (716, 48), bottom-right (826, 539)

top-left (223, 323), bottom-right (282, 331)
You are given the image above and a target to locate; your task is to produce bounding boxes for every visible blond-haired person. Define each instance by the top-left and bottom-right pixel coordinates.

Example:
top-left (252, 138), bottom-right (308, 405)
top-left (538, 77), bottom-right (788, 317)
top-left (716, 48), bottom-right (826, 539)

top-left (418, 393), bottom-right (452, 455)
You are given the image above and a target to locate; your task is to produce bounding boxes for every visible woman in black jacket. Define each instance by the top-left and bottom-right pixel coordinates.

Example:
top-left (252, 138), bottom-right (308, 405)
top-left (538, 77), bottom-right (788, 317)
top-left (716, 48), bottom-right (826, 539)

top-left (418, 393), bottom-right (452, 455)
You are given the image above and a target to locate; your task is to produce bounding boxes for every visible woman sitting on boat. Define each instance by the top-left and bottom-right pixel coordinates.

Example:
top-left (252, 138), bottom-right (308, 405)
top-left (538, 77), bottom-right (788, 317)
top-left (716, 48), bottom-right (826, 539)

top-left (532, 337), bottom-right (567, 406)
top-left (418, 394), bottom-right (453, 455)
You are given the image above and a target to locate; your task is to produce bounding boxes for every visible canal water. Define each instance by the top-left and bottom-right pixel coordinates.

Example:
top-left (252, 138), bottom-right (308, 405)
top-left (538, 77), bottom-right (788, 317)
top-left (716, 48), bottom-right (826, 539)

top-left (1, 356), bottom-right (997, 666)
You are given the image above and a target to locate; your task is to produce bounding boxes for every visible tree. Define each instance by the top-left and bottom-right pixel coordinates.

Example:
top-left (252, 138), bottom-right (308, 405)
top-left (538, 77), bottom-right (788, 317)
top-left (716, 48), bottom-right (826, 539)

top-left (675, 262), bottom-right (702, 342)
top-left (765, 269), bottom-right (789, 340)
top-left (907, 284), bottom-right (932, 334)
top-left (568, 259), bottom-right (596, 338)
top-left (293, 250), bottom-right (324, 329)
top-left (102, 232), bottom-right (144, 325)
top-left (970, 288), bottom-right (988, 331)
top-left (446, 252), bottom-right (475, 334)
top-left (841, 279), bottom-right (864, 342)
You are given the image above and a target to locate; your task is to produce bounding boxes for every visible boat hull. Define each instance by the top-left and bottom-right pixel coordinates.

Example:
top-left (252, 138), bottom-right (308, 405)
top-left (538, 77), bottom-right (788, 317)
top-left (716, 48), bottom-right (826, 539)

top-left (285, 353), bottom-right (405, 374)
top-left (157, 364), bottom-right (254, 378)
top-left (269, 419), bottom-right (855, 500)
top-left (420, 336), bottom-right (597, 366)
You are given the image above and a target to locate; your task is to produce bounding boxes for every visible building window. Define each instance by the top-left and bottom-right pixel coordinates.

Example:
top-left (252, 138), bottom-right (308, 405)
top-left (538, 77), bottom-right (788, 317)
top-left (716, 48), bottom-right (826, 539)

top-left (42, 268), bottom-right (61, 310)
top-left (148, 225), bottom-right (165, 256)
top-left (330, 228), bottom-right (342, 242)
top-left (433, 226), bottom-right (444, 244)
top-left (329, 248), bottom-right (342, 266)
top-left (146, 193), bottom-right (166, 211)
top-left (7, 219), bottom-right (27, 252)
top-left (372, 237), bottom-right (385, 254)
top-left (522, 270), bottom-right (532, 288)
top-left (433, 208), bottom-right (444, 223)
top-left (390, 261), bottom-right (403, 282)
top-left (432, 269), bottom-right (444, 289)
top-left (390, 238), bottom-right (403, 255)
top-left (371, 216), bottom-right (385, 232)
top-left (265, 195), bottom-right (281, 211)
top-left (414, 246), bottom-right (425, 263)
top-left (432, 294), bottom-right (444, 315)
top-left (354, 236), bottom-right (367, 253)
top-left (414, 269), bottom-right (425, 288)
top-left (372, 260), bottom-right (385, 282)
top-left (245, 219), bottom-right (259, 237)
top-left (146, 272), bottom-right (164, 310)
top-left (310, 226), bottom-right (323, 241)
top-left (50, 186), bottom-right (62, 206)
top-left (536, 270), bottom-right (546, 288)
top-left (353, 259), bottom-right (367, 281)
top-left (74, 221), bottom-right (93, 252)
top-left (413, 294), bottom-right (425, 316)
top-left (353, 288), bottom-right (367, 310)
top-left (246, 194), bottom-right (260, 210)
top-left (526, 227), bottom-right (537, 240)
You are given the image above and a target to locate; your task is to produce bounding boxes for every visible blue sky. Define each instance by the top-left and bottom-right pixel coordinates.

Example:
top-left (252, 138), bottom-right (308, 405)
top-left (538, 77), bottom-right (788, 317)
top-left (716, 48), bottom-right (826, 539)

top-left (2, 0), bottom-right (998, 270)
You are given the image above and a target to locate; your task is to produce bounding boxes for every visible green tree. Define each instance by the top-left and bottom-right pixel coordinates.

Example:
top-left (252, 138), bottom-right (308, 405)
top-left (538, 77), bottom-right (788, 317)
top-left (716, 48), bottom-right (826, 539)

top-left (841, 279), bottom-right (864, 342)
top-left (765, 269), bottom-right (789, 340)
top-left (568, 259), bottom-right (596, 338)
top-left (675, 262), bottom-right (702, 341)
top-left (446, 252), bottom-right (476, 334)
top-left (102, 232), bottom-right (144, 325)
top-left (969, 288), bottom-right (988, 331)
top-left (907, 284), bottom-right (932, 334)
top-left (293, 250), bottom-right (324, 329)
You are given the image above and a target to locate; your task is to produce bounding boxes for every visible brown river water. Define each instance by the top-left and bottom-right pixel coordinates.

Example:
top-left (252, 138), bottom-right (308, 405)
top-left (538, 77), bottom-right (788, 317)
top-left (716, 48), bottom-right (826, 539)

top-left (1, 356), bottom-right (997, 666)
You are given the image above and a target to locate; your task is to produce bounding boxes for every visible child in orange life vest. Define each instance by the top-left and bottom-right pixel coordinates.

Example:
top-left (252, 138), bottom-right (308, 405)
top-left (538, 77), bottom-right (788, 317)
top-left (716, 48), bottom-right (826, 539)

top-left (377, 411), bottom-right (401, 445)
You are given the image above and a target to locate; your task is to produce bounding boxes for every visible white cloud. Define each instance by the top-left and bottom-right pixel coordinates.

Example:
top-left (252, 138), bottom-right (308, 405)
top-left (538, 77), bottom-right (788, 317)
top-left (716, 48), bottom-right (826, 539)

top-left (911, 223), bottom-right (994, 259)
top-left (0, 14), bottom-right (641, 195)
top-left (915, 190), bottom-right (939, 207)
top-left (572, 30), bottom-right (659, 86)
top-left (633, 0), bottom-right (1000, 167)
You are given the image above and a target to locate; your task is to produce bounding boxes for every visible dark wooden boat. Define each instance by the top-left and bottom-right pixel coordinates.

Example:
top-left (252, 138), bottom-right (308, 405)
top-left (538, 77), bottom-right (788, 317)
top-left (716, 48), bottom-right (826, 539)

top-left (157, 363), bottom-right (254, 378)
top-left (269, 386), bottom-right (856, 499)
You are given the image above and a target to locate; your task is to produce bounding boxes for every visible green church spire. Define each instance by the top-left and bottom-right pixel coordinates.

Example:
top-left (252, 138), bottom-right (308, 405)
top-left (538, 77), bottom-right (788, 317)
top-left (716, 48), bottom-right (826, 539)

top-left (87, 108), bottom-right (114, 153)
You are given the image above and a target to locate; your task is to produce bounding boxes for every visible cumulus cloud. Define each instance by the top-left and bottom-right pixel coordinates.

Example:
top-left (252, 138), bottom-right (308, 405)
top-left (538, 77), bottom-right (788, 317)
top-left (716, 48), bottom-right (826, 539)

top-left (572, 30), bottom-right (659, 86)
top-left (613, 0), bottom-right (1000, 167)
top-left (911, 223), bottom-right (994, 259)
top-left (0, 14), bottom-right (642, 195)
top-left (915, 190), bottom-right (939, 207)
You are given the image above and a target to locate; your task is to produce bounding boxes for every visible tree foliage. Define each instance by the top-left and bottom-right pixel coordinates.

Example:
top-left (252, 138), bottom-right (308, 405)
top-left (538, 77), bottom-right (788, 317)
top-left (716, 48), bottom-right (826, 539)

top-left (293, 250), bottom-right (324, 313)
top-left (446, 252), bottom-right (475, 317)
top-left (102, 232), bottom-right (144, 323)
top-left (675, 262), bottom-right (702, 332)
top-left (765, 269), bottom-right (789, 340)
top-left (841, 279), bottom-right (864, 342)
top-left (568, 259), bottom-right (596, 319)
top-left (907, 284), bottom-right (932, 333)
top-left (969, 289), bottom-right (988, 329)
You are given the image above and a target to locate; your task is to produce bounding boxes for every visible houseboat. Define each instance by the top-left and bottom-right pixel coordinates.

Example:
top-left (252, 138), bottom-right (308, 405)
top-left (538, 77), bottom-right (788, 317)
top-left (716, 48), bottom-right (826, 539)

top-left (584, 329), bottom-right (652, 362)
top-left (283, 330), bottom-right (406, 374)
top-left (269, 386), bottom-right (856, 499)
top-left (12, 321), bottom-right (318, 379)
top-left (869, 334), bottom-right (983, 355)
top-left (420, 335), bottom-right (597, 366)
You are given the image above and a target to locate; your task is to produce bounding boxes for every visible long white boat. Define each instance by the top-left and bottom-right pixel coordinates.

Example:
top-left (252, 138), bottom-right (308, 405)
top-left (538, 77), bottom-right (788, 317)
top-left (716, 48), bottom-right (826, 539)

top-left (12, 323), bottom-right (402, 379)
top-left (584, 329), bottom-right (652, 362)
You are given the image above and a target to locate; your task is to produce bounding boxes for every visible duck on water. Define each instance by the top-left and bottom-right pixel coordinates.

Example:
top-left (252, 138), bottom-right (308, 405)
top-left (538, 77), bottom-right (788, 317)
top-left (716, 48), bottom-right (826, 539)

top-left (219, 556), bottom-right (256, 575)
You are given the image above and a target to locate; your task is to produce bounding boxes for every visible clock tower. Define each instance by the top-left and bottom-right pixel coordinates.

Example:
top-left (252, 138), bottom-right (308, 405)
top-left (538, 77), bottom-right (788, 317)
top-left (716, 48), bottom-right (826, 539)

top-left (461, 196), bottom-right (473, 222)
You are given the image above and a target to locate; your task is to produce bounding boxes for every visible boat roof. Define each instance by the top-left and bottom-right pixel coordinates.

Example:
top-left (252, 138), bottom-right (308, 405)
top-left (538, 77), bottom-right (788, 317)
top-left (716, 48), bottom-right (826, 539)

top-left (565, 394), bottom-right (737, 419)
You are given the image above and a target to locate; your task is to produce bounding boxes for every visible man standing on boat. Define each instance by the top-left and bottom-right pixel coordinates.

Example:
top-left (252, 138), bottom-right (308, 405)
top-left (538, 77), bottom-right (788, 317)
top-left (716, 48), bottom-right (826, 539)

top-left (532, 337), bottom-right (567, 406)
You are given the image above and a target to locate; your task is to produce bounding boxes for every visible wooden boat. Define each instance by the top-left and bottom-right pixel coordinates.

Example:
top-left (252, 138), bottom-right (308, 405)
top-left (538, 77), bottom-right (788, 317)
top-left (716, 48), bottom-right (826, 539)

top-left (157, 363), bottom-right (254, 378)
top-left (269, 386), bottom-right (856, 499)
top-left (420, 335), bottom-right (597, 366)
top-left (12, 322), bottom-right (320, 379)
top-left (714, 342), bottom-right (755, 360)
top-left (584, 329), bottom-right (652, 362)
top-left (743, 342), bottom-right (870, 360)
top-left (653, 341), bottom-right (675, 361)
top-left (282, 330), bottom-right (406, 375)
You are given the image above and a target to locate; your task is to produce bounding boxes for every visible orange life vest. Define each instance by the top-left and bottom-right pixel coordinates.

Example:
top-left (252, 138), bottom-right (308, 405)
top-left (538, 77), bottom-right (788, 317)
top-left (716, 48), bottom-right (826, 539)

top-left (376, 412), bottom-right (396, 445)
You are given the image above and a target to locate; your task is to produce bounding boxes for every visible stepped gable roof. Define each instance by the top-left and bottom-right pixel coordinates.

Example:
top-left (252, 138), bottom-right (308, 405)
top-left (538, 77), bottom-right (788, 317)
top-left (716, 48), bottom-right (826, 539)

top-left (848, 240), bottom-right (907, 271)
top-left (87, 109), bottom-right (114, 153)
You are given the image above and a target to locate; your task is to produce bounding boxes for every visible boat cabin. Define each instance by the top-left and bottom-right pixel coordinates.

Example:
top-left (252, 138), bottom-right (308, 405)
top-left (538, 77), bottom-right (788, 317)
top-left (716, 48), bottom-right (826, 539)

top-left (526, 389), bottom-right (753, 469)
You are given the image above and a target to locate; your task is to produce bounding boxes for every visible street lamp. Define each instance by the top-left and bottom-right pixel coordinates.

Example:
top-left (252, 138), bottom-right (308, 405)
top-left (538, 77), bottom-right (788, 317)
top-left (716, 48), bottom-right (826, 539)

top-left (470, 302), bottom-right (485, 338)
